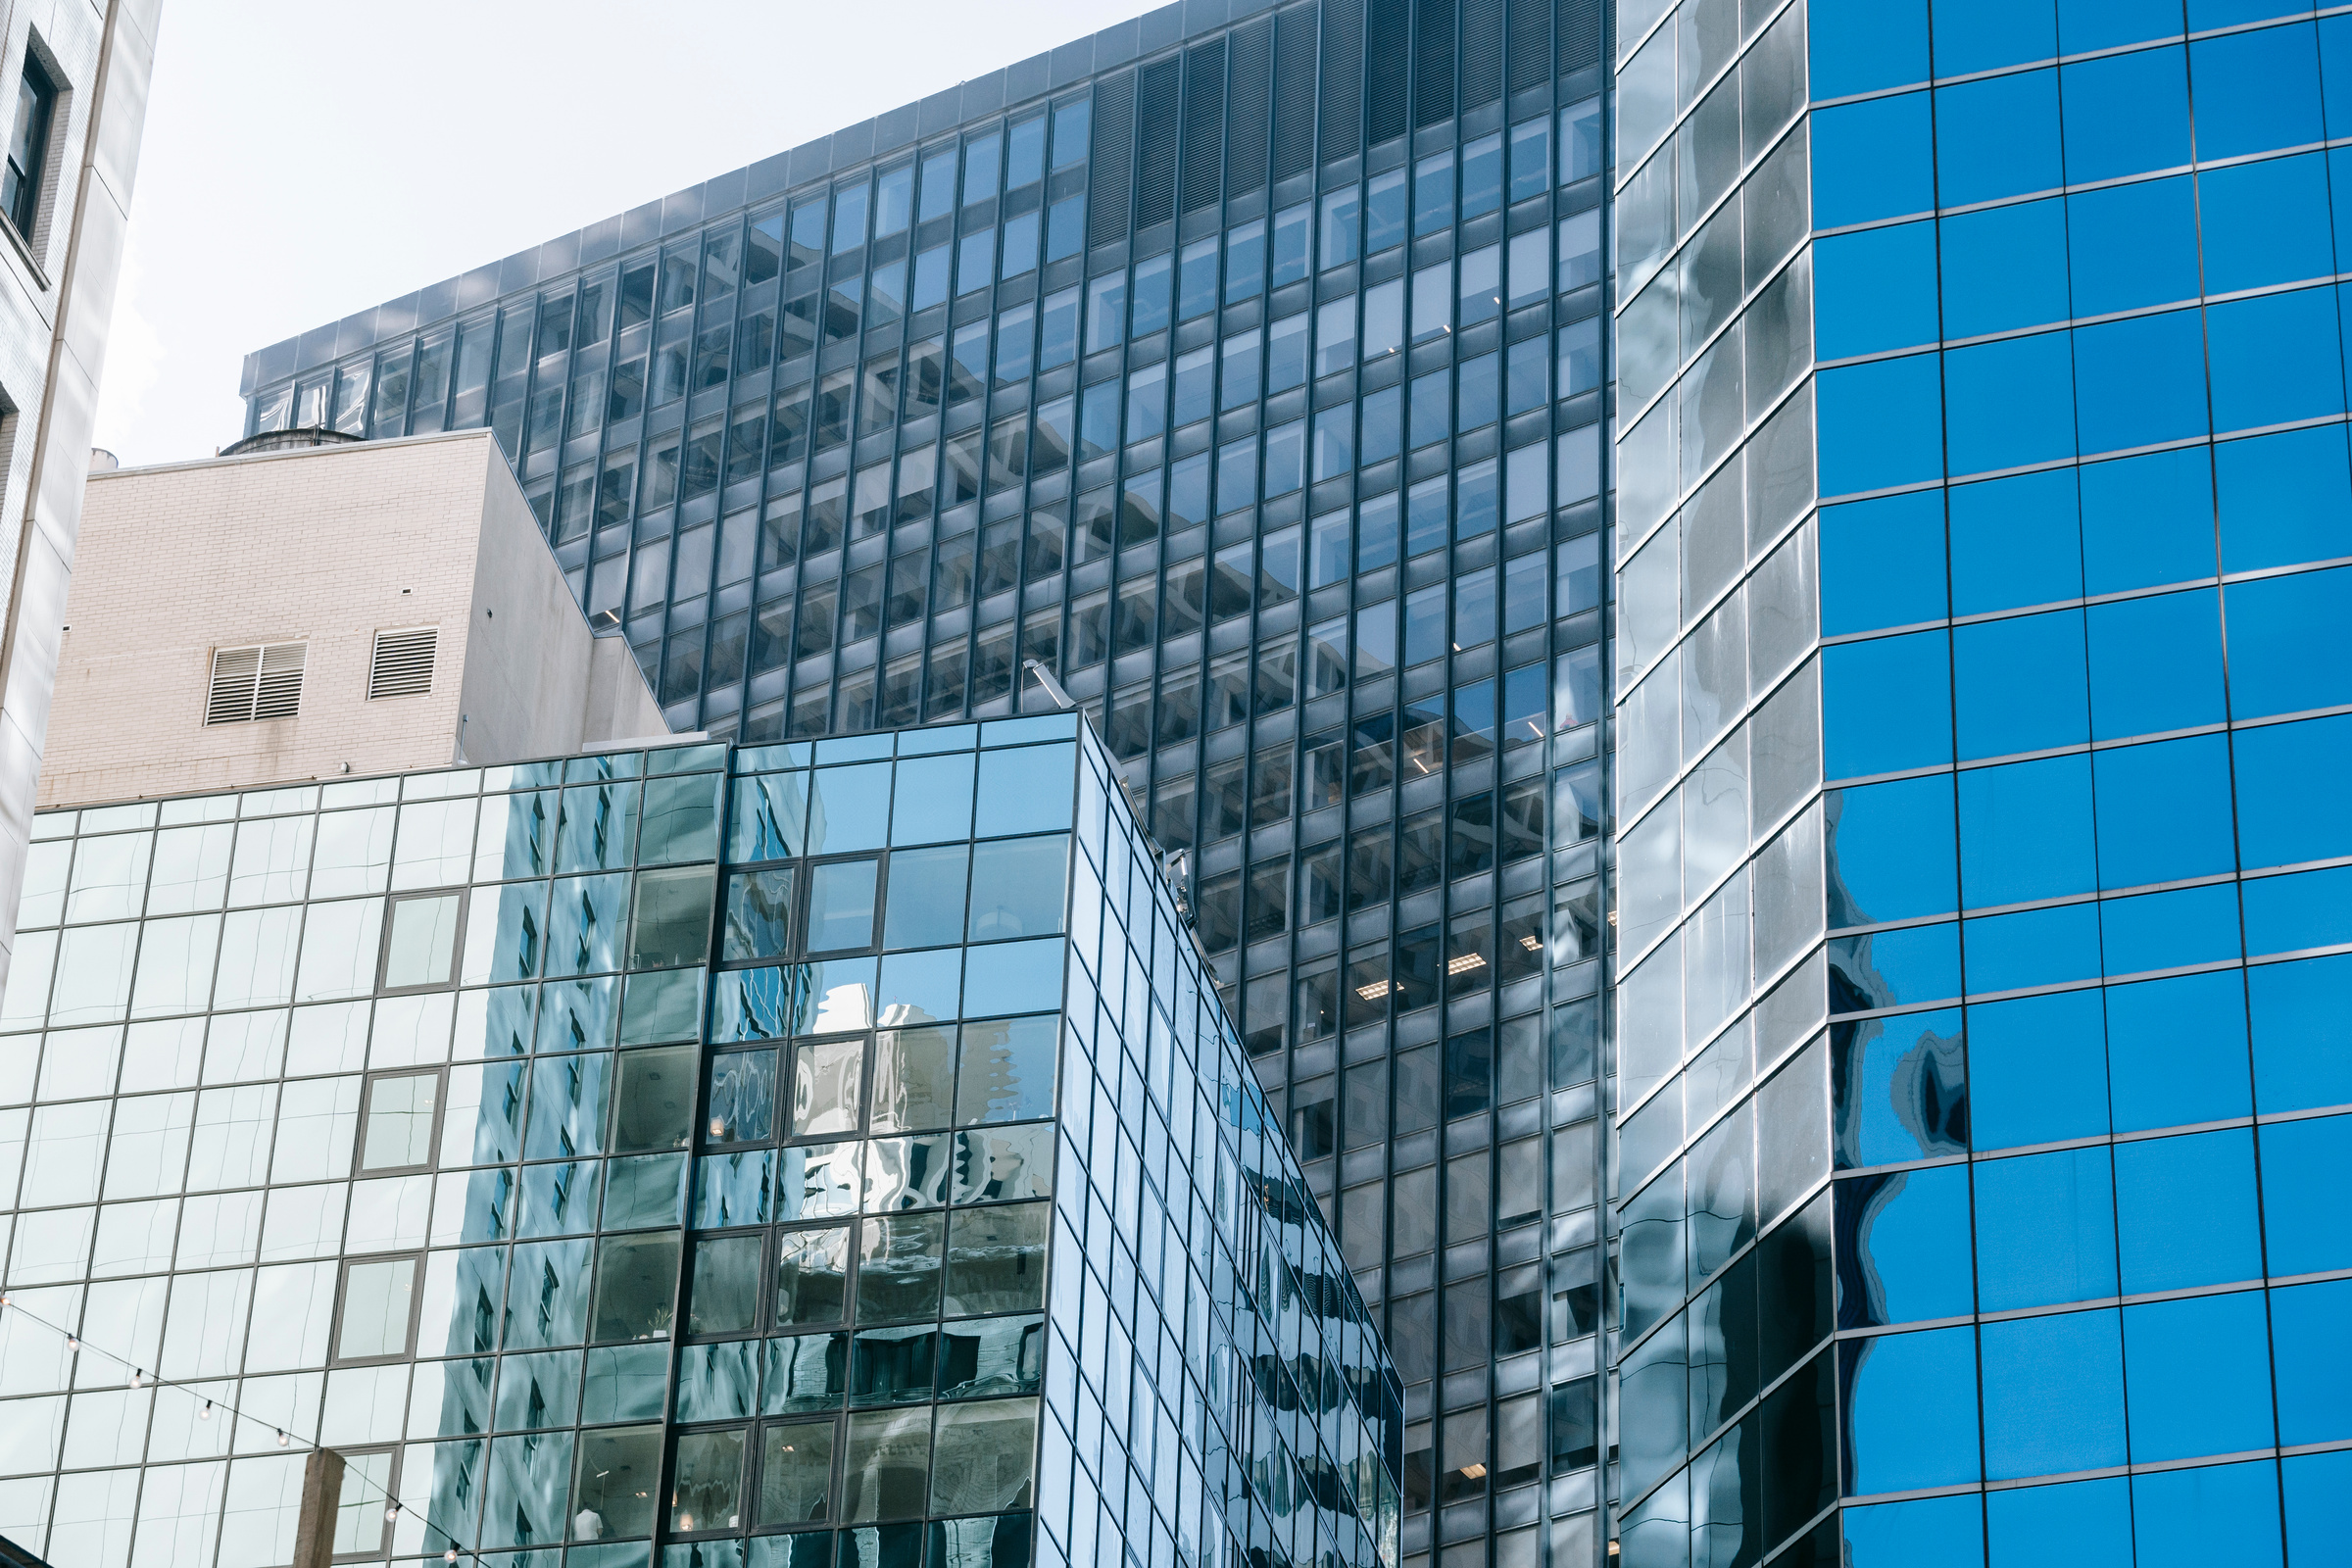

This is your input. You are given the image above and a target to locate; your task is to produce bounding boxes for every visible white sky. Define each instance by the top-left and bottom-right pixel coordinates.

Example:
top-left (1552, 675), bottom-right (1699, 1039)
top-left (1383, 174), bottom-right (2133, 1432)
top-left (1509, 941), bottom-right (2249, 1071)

top-left (92, 0), bottom-right (1157, 466)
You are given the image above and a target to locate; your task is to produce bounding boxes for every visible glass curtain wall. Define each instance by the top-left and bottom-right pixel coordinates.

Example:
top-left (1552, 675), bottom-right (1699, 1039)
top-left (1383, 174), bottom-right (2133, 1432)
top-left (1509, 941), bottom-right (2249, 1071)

top-left (1614, 0), bottom-right (2352, 1565)
top-left (237, 8), bottom-right (1621, 1568)
top-left (0, 722), bottom-right (1401, 1568)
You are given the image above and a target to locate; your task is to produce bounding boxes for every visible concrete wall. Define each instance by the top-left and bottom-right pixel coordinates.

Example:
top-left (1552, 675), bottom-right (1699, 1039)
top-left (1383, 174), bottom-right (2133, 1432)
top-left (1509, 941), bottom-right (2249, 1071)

top-left (454, 444), bottom-right (664, 761)
top-left (39, 429), bottom-right (663, 808)
top-left (0, 0), bottom-right (160, 994)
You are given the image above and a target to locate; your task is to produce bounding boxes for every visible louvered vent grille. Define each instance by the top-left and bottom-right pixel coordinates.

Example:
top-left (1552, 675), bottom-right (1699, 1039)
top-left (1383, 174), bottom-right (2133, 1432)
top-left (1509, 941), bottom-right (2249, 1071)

top-left (1179, 39), bottom-right (1228, 214)
top-left (206, 642), bottom-right (306, 725)
top-left (1271, 6), bottom-right (1318, 180)
top-left (1461, 0), bottom-right (1504, 108)
top-left (1507, 0), bottom-right (1551, 91)
top-left (368, 627), bottom-right (438, 700)
top-left (1225, 20), bottom-right (1272, 201)
top-left (1134, 58), bottom-right (1183, 229)
top-left (1414, 0), bottom-right (1458, 127)
top-left (1559, 0), bottom-right (1602, 73)
top-left (1088, 72), bottom-right (1137, 249)
top-left (1319, 0), bottom-right (1365, 161)
top-left (1366, 0), bottom-right (1410, 144)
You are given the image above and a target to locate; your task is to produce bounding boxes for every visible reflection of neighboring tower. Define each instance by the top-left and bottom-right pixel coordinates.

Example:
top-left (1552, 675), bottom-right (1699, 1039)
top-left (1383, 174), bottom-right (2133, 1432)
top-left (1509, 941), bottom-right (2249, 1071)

top-left (876, 1001), bottom-right (939, 1029)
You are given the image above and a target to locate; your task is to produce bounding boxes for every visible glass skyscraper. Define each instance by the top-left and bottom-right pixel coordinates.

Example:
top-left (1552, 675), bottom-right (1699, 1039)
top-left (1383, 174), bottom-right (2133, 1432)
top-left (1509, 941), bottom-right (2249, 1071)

top-left (1613, 0), bottom-right (2352, 1564)
top-left (236, 9), bottom-right (1617, 1568)
top-left (196, 1), bottom-right (2352, 1567)
top-left (0, 718), bottom-right (1400, 1568)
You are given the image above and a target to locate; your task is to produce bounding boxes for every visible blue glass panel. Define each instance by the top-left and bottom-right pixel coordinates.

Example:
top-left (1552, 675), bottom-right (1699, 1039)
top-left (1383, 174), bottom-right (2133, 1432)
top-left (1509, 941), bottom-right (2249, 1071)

top-left (2243, 862), bottom-right (2352, 956)
top-left (2233, 716), bottom-right (2352, 871)
top-left (2191, 0), bottom-right (2312, 22)
top-left (2226, 567), bottom-right (2352, 718)
top-left (1985, 1476), bottom-right (2132, 1568)
top-left (1979, 1308), bottom-right (2128, 1479)
top-left (1967, 989), bottom-right (2108, 1150)
top-left (2214, 426), bottom-right (2352, 574)
top-left (2282, 1450), bottom-right (2352, 1568)
top-left (1938, 200), bottom-right (2069, 340)
top-left (1838, 1167), bottom-right (1974, 1326)
top-left (2192, 24), bottom-right (2326, 160)
top-left (1936, 70), bottom-right (2062, 207)
top-left (2248, 952), bottom-right (2352, 1112)
top-left (1830, 924), bottom-right (1963, 1012)
top-left (1943, 332), bottom-right (2075, 477)
top-left (1827, 776), bottom-right (1958, 927)
top-left (2058, 0), bottom-right (2185, 51)
top-left (1952, 611), bottom-right (2087, 760)
top-left (1817, 356), bottom-right (1943, 496)
top-left (2060, 46), bottom-right (2191, 181)
top-left (1844, 1494), bottom-right (1982, 1568)
top-left (1809, 0), bottom-right (1930, 98)
top-left (2200, 153), bottom-right (2336, 292)
top-left (1964, 903), bottom-right (2102, 993)
top-left (2324, 15), bottom-right (2352, 137)
top-left (2100, 883), bottom-right (2241, 977)
top-left (2271, 1279), bottom-right (2352, 1445)
top-left (1812, 95), bottom-right (1936, 228)
top-left (1839, 1326), bottom-right (1981, 1494)
top-left (2105, 970), bottom-right (2252, 1134)
top-left (1822, 633), bottom-right (1952, 779)
top-left (2071, 310), bottom-right (2210, 455)
top-left (1816, 222), bottom-right (1939, 359)
top-left (2067, 178), bottom-right (2200, 317)
top-left (2084, 589), bottom-right (2225, 741)
top-left (962, 936), bottom-right (1063, 1016)
top-left (2132, 1460), bottom-right (2285, 1568)
top-left (2207, 287), bottom-right (2346, 433)
top-left (2122, 1291), bottom-right (2276, 1461)
top-left (1833, 1008), bottom-right (1968, 1167)
top-left (1956, 754), bottom-right (2095, 907)
top-left (2114, 1128), bottom-right (2262, 1293)
top-left (1820, 492), bottom-right (1947, 636)
top-left (1947, 469), bottom-right (2079, 616)
top-left (2259, 1114), bottom-right (2352, 1275)
top-left (2080, 447), bottom-right (2216, 595)
top-left (1933, 0), bottom-right (2055, 74)
top-left (1974, 1147), bottom-right (2117, 1310)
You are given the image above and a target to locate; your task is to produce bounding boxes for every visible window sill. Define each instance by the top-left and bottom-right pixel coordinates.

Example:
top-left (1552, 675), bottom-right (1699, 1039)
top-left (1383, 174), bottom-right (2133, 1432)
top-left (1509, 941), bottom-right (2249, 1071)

top-left (0, 216), bottom-right (48, 292)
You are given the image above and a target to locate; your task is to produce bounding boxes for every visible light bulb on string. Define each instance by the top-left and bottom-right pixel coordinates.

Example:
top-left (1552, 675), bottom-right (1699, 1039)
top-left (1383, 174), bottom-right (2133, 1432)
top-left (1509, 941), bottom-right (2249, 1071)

top-left (275, 1429), bottom-right (289, 1448)
top-left (129, 1369), bottom-right (142, 1388)
top-left (66, 1336), bottom-right (77, 1351)
top-left (198, 1400), bottom-right (213, 1420)
top-left (385, 1506), bottom-right (400, 1522)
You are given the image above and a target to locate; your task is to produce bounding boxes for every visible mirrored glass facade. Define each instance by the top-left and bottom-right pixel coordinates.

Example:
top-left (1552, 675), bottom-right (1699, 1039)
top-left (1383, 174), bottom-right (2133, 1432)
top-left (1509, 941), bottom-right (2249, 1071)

top-left (0, 717), bottom-right (1400, 1568)
top-left (235, 9), bottom-right (1621, 1568)
top-left (1614, 0), bottom-right (2352, 1563)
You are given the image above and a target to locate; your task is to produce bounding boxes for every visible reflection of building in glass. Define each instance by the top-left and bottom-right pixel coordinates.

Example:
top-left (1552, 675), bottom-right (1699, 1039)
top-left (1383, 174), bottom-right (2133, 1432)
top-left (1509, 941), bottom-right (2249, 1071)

top-left (0, 716), bottom-right (1399, 1568)
top-left (231, 11), bottom-right (1619, 1564)
top-left (1613, 0), bottom-right (2352, 1563)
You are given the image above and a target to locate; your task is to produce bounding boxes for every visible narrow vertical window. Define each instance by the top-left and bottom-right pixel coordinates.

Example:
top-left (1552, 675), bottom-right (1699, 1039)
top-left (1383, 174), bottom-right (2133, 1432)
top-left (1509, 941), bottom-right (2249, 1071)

top-left (1, 52), bottom-right (52, 239)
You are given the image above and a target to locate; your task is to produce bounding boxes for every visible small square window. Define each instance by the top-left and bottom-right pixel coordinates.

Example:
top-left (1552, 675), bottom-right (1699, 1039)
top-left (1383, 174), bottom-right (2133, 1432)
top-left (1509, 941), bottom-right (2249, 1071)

top-left (357, 1069), bottom-right (441, 1172)
top-left (379, 890), bottom-right (463, 991)
top-left (334, 1254), bottom-right (420, 1362)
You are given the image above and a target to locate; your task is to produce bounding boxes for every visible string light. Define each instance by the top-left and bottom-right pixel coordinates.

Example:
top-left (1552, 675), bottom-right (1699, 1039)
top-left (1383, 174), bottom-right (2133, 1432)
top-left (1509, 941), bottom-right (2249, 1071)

top-left (0, 1296), bottom-right (493, 1565)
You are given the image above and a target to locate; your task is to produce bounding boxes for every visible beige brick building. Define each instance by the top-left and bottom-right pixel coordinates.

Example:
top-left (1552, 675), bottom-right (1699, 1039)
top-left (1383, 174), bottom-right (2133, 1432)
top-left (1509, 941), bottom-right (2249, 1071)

top-left (39, 429), bottom-right (667, 807)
